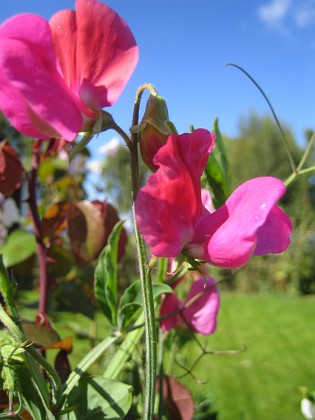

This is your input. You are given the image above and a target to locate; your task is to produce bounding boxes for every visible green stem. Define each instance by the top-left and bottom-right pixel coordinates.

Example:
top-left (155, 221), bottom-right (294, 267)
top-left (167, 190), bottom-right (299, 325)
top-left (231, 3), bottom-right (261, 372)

top-left (157, 328), bottom-right (165, 419)
top-left (110, 83), bottom-right (158, 418)
top-left (128, 83), bottom-right (158, 419)
top-left (297, 131), bottom-right (315, 171)
top-left (133, 218), bottom-right (157, 419)
top-left (284, 165), bottom-right (315, 187)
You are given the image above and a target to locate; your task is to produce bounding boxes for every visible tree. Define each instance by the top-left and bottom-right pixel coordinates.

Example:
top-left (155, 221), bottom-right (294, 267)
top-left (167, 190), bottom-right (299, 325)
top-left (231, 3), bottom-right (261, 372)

top-left (224, 113), bottom-right (315, 293)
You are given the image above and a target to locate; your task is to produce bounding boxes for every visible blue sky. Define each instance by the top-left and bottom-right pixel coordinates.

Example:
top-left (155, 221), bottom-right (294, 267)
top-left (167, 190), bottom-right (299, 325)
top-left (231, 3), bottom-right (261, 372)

top-left (0, 0), bottom-right (314, 162)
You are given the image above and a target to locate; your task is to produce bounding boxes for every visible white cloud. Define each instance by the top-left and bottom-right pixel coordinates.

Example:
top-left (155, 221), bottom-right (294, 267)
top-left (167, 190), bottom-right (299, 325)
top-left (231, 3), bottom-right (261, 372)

top-left (293, 1), bottom-right (315, 27)
top-left (97, 137), bottom-right (120, 156)
top-left (258, 0), bottom-right (315, 31)
top-left (258, 0), bottom-right (291, 25)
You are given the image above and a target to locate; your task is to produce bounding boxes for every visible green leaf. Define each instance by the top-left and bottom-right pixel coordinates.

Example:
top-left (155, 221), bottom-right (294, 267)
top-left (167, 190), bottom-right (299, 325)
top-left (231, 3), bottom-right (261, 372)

top-left (0, 255), bottom-right (18, 318)
top-left (61, 375), bottom-right (132, 420)
top-left (94, 221), bottom-right (124, 327)
top-left (62, 333), bottom-right (120, 402)
top-left (17, 364), bottom-right (50, 420)
top-left (0, 230), bottom-right (36, 268)
top-left (118, 280), bottom-right (173, 330)
top-left (204, 117), bottom-right (232, 208)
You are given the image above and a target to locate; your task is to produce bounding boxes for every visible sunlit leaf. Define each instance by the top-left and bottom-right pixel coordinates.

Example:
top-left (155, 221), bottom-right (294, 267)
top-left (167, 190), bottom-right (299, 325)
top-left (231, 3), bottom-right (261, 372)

top-left (94, 221), bottom-right (124, 326)
top-left (0, 230), bottom-right (36, 267)
top-left (118, 280), bottom-right (173, 330)
top-left (0, 254), bottom-right (18, 318)
top-left (17, 365), bottom-right (49, 420)
top-left (204, 117), bottom-right (231, 208)
top-left (61, 375), bottom-right (132, 420)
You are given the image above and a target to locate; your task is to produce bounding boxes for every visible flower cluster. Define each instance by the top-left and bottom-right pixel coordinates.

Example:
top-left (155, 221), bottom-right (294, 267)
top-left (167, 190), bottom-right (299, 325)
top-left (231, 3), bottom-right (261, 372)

top-left (136, 129), bottom-right (292, 334)
top-left (136, 129), bottom-right (292, 268)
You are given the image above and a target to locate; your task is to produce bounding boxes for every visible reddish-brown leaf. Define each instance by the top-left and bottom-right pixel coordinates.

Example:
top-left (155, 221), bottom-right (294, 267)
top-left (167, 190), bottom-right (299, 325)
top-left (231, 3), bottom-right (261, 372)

top-left (54, 350), bottom-right (72, 383)
top-left (41, 201), bottom-right (69, 243)
top-left (0, 141), bottom-right (23, 196)
top-left (157, 375), bottom-right (194, 420)
top-left (45, 336), bottom-right (73, 352)
top-left (22, 322), bottom-right (61, 348)
top-left (67, 200), bottom-right (106, 264)
top-left (67, 200), bottom-right (126, 264)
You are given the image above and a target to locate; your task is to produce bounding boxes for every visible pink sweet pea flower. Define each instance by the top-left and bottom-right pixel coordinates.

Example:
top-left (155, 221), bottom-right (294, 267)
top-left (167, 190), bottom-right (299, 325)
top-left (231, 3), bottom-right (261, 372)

top-left (0, 0), bottom-right (138, 141)
top-left (135, 129), bottom-right (292, 268)
top-left (160, 277), bottom-right (220, 335)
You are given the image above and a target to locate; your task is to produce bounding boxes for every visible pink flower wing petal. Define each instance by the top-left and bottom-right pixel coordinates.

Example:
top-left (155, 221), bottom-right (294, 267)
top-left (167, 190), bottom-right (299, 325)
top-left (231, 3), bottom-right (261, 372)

top-left (183, 277), bottom-right (220, 335)
top-left (75, 0), bottom-right (139, 108)
top-left (254, 205), bottom-right (292, 255)
top-left (0, 15), bottom-right (82, 140)
top-left (201, 177), bottom-right (290, 267)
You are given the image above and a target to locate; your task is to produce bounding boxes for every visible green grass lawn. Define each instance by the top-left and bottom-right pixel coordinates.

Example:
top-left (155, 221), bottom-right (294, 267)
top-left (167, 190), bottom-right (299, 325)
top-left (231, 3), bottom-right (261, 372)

top-left (170, 292), bottom-right (315, 420)
top-left (18, 291), bottom-right (315, 419)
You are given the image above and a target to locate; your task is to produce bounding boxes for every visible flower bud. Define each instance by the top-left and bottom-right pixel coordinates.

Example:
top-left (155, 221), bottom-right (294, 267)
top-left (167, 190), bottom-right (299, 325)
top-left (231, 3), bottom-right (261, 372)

top-left (131, 93), bottom-right (175, 171)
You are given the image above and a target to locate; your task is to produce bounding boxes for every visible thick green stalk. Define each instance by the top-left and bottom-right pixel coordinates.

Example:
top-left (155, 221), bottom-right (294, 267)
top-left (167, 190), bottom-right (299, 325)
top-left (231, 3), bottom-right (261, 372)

top-left (133, 217), bottom-right (157, 419)
top-left (129, 85), bottom-right (158, 419)
top-left (128, 140), bottom-right (156, 418)
top-left (111, 83), bottom-right (158, 418)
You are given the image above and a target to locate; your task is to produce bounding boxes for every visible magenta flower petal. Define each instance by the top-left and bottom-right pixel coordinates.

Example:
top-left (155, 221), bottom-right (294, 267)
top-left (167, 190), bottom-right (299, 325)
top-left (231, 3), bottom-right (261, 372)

top-left (49, 10), bottom-right (77, 92)
top-left (254, 205), bottom-right (292, 256)
top-left (160, 277), bottom-right (220, 335)
top-left (50, 0), bottom-right (139, 110)
top-left (183, 277), bottom-right (219, 335)
top-left (197, 177), bottom-right (290, 267)
top-left (0, 14), bottom-right (82, 140)
top-left (135, 129), bottom-right (215, 257)
top-left (160, 293), bottom-right (182, 332)
top-left (0, 1), bottom-right (138, 141)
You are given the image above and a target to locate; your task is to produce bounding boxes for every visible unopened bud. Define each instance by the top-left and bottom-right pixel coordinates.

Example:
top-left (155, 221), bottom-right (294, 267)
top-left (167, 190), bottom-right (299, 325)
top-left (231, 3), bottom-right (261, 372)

top-left (131, 94), bottom-right (176, 171)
